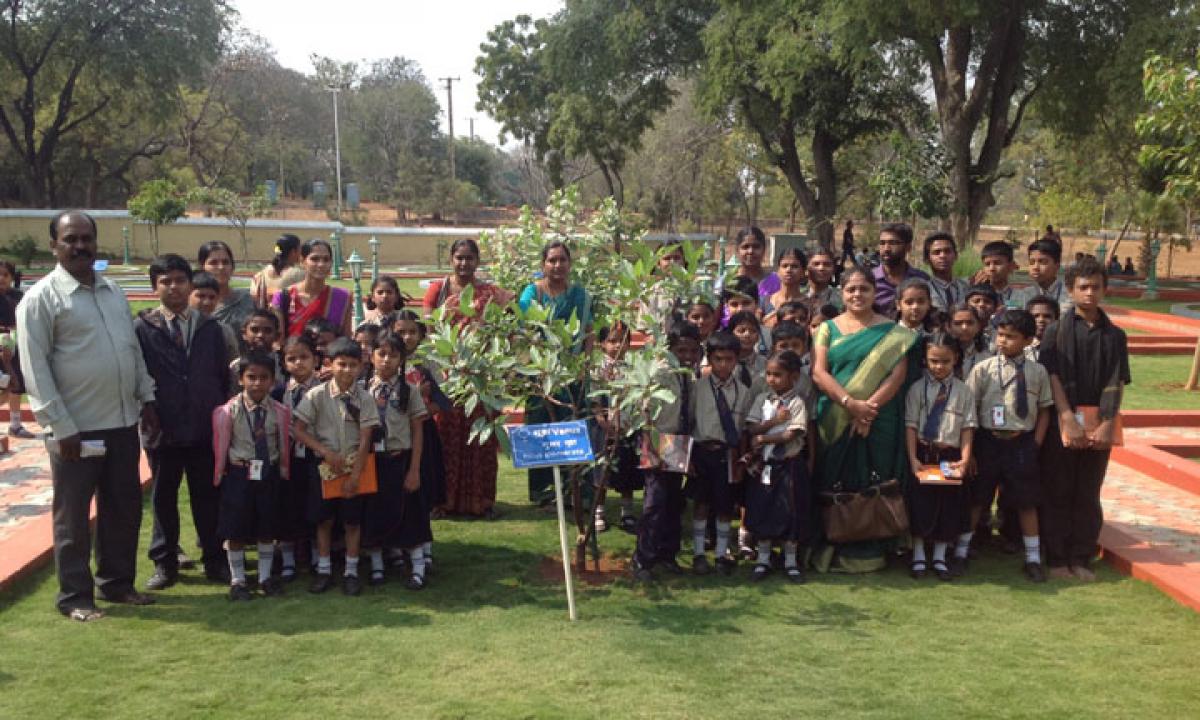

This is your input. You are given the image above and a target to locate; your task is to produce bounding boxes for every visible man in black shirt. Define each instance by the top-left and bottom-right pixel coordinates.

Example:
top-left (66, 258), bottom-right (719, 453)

top-left (1038, 257), bottom-right (1131, 582)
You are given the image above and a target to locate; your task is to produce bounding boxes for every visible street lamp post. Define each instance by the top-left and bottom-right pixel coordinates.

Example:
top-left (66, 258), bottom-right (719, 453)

top-left (369, 235), bottom-right (380, 282)
top-left (328, 85), bottom-right (344, 221)
top-left (347, 250), bottom-right (364, 328)
top-left (330, 230), bottom-right (343, 280)
top-left (122, 225), bottom-right (131, 266)
top-left (1145, 238), bottom-right (1162, 300)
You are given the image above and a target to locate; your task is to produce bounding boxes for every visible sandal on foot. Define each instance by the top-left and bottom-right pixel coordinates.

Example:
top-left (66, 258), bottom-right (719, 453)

top-left (67, 606), bottom-right (105, 622)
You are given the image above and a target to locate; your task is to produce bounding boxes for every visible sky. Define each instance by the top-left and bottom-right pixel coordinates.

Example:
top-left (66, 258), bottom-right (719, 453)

top-left (232, 0), bottom-right (564, 146)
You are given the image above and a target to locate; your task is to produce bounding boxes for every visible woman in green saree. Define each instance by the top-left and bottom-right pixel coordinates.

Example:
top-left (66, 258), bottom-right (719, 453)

top-left (518, 241), bottom-right (594, 506)
top-left (812, 266), bottom-right (918, 572)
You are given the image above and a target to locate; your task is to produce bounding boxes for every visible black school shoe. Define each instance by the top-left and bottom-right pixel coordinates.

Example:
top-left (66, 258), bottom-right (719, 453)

top-left (910, 562), bottom-right (927, 580)
top-left (229, 583), bottom-right (253, 602)
top-left (948, 555), bottom-right (969, 578)
top-left (405, 573), bottom-right (426, 591)
top-left (145, 565), bottom-right (178, 591)
top-left (369, 569), bottom-right (386, 587)
top-left (933, 562), bottom-right (952, 582)
top-left (751, 563), bottom-right (771, 582)
top-left (343, 574), bottom-right (363, 596)
top-left (660, 559), bottom-right (686, 575)
top-left (309, 573), bottom-right (335, 594)
top-left (785, 566), bottom-right (806, 584)
top-left (692, 555), bottom-right (712, 576)
top-left (260, 577), bottom-right (285, 597)
top-left (631, 559), bottom-right (654, 583)
top-left (715, 555), bottom-right (737, 576)
top-left (1023, 561), bottom-right (1047, 583)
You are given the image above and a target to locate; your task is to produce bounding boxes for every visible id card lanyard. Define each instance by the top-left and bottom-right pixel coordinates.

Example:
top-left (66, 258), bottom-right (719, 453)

top-left (243, 403), bottom-right (267, 480)
top-left (991, 360), bottom-right (1020, 428)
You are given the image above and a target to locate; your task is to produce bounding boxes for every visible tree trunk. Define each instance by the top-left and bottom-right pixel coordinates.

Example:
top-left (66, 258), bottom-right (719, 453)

top-left (926, 2), bottom-right (1028, 245)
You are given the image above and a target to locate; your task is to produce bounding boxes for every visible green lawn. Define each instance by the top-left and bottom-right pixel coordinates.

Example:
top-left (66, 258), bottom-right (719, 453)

top-left (3, 465), bottom-right (1200, 718)
top-left (1103, 296), bottom-right (1186, 315)
top-left (1124, 355), bottom-right (1200, 410)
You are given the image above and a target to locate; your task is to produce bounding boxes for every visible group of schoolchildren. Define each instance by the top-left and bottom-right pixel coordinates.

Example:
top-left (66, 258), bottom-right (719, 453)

top-left (138, 255), bottom-right (442, 601)
top-left (616, 231), bottom-right (1126, 586)
top-left (133, 224), bottom-right (1125, 599)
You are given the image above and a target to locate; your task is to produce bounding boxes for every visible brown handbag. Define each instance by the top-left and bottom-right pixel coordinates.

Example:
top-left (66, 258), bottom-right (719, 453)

top-left (821, 472), bottom-right (909, 544)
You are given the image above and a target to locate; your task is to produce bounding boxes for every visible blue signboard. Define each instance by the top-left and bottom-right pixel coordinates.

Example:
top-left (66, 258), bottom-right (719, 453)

top-left (508, 420), bottom-right (595, 469)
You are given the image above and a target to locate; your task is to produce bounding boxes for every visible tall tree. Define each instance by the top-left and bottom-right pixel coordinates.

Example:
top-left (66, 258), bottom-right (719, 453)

top-left (857, 0), bottom-right (1177, 243)
top-left (0, 0), bottom-right (228, 206)
top-left (344, 57), bottom-right (442, 209)
top-left (699, 0), bottom-right (915, 247)
top-left (476, 0), bottom-right (715, 206)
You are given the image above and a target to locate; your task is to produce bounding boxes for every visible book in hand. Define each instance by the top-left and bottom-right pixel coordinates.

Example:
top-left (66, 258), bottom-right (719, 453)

top-left (638, 433), bottom-right (693, 474)
top-left (917, 461), bottom-right (962, 486)
top-left (1063, 406), bottom-right (1124, 447)
top-left (319, 451), bottom-right (378, 498)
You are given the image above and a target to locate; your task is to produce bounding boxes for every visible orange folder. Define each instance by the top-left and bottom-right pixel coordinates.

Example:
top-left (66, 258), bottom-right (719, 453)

top-left (320, 452), bottom-right (379, 499)
top-left (1063, 406), bottom-right (1124, 447)
top-left (917, 464), bottom-right (962, 486)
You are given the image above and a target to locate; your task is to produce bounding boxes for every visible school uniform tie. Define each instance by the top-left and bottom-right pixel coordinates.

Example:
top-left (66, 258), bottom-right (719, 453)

top-left (252, 406), bottom-right (270, 462)
top-left (290, 384), bottom-right (305, 409)
top-left (922, 381), bottom-right (950, 442)
top-left (374, 383), bottom-right (391, 438)
top-left (711, 379), bottom-right (740, 448)
top-left (340, 394), bottom-right (361, 424)
top-left (738, 360), bottom-right (752, 388)
top-left (677, 374), bottom-right (692, 436)
top-left (1015, 361), bottom-right (1029, 419)
top-left (169, 316), bottom-right (185, 349)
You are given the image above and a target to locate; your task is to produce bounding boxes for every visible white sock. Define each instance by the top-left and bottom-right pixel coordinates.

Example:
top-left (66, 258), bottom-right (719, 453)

top-left (9, 420), bottom-right (21, 431)
top-left (620, 497), bottom-right (634, 516)
top-left (756, 541), bottom-right (771, 566)
top-left (932, 542), bottom-right (948, 564)
top-left (370, 549), bottom-right (384, 573)
top-left (912, 541), bottom-right (927, 565)
top-left (317, 555), bottom-right (332, 576)
top-left (311, 545), bottom-right (319, 566)
top-left (409, 547), bottom-right (426, 577)
top-left (345, 555), bottom-right (360, 577)
top-left (256, 542), bottom-right (274, 582)
top-left (594, 504), bottom-right (605, 519)
top-left (423, 541), bottom-right (433, 561)
top-left (692, 519), bottom-right (707, 557)
top-left (1023, 536), bottom-right (1041, 564)
top-left (279, 542), bottom-right (296, 569)
top-left (955, 532), bottom-right (973, 559)
top-left (783, 541), bottom-right (798, 569)
top-left (228, 549), bottom-right (246, 585)
top-left (715, 521), bottom-right (731, 558)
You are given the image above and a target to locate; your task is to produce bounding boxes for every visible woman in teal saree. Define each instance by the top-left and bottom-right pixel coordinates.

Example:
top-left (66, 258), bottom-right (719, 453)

top-left (812, 267), bottom-right (918, 572)
top-left (518, 241), bottom-right (594, 505)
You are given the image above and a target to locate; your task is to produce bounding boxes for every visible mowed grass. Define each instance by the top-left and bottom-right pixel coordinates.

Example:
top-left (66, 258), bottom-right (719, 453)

top-left (3, 465), bottom-right (1200, 719)
top-left (1124, 355), bottom-right (1200, 410)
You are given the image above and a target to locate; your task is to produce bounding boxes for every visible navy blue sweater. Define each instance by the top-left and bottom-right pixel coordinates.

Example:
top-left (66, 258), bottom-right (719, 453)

top-left (135, 309), bottom-right (230, 448)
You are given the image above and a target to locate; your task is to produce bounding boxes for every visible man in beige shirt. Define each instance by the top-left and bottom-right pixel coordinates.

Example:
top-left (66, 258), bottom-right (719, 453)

top-left (18, 211), bottom-right (159, 620)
